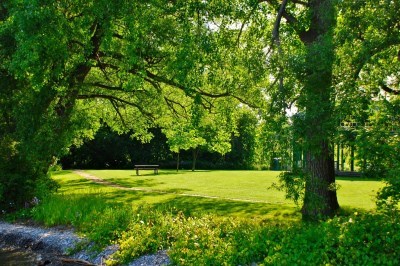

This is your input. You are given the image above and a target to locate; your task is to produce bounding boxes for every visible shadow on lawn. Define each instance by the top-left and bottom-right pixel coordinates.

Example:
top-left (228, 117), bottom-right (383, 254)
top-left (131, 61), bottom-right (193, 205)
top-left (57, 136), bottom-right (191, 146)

top-left (152, 195), bottom-right (299, 220)
top-left (58, 178), bottom-right (105, 190)
top-left (106, 178), bottom-right (166, 188)
top-left (98, 189), bottom-right (299, 219)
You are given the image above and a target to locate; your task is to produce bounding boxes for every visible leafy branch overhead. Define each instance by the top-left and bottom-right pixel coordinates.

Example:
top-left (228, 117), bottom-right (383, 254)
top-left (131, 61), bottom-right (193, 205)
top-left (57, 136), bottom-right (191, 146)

top-left (6, 1), bottom-right (266, 137)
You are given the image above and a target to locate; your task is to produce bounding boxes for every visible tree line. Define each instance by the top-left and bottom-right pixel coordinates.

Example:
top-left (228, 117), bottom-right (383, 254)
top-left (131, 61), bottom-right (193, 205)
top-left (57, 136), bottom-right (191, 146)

top-left (61, 109), bottom-right (290, 171)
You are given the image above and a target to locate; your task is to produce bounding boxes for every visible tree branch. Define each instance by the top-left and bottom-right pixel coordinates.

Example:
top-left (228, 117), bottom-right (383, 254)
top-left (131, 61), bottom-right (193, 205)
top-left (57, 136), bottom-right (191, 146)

top-left (272, 0), bottom-right (289, 43)
top-left (236, 4), bottom-right (259, 46)
top-left (196, 88), bottom-right (230, 98)
top-left (164, 96), bottom-right (189, 119)
top-left (77, 94), bottom-right (155, 120)
top-left (110, 99), bottom-right (127, 128)
top-left (84, 82), bottom-right (124, 92)
top-left (145, 70), bottom-right (260, 108)
top-left (143, 77), bottom-right (162, 93)
top-left (258, 0), bottom-right (296, 25)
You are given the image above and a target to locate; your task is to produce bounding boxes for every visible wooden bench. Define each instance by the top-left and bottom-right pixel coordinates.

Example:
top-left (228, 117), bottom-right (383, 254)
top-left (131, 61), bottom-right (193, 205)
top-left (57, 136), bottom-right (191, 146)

top-left (134, 165), bottom-right (159, 175)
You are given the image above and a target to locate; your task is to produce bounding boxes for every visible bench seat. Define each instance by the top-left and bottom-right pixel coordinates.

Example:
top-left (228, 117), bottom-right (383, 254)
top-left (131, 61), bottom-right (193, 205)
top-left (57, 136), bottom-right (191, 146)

top-left (134, 165), bottom-right (159, 175)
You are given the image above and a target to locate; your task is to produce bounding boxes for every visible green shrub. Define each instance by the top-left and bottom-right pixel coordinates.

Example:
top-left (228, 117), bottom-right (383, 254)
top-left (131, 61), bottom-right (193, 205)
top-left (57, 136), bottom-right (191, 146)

top-left (376, 167), bottom-right (400, 212)
top-left (261, 221), bottom-right (340, 265)
top-left (334, 213), bottom-right (400, 265)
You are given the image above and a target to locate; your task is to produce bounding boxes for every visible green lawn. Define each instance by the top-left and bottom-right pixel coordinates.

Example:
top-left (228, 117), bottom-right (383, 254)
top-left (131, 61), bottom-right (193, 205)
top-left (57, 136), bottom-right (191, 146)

top-left (52, 170), bottom-right (384, 220)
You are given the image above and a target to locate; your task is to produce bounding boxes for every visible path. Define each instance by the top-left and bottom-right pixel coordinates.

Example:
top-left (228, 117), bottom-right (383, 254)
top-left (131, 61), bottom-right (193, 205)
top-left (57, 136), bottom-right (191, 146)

top-left (72, 170), bottom-right (277, 204)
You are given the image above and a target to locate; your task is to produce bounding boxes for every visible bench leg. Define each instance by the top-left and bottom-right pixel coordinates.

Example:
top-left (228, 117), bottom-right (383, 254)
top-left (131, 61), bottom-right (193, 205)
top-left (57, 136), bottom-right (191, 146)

top-left (136, 169), bottom-right (139, 175)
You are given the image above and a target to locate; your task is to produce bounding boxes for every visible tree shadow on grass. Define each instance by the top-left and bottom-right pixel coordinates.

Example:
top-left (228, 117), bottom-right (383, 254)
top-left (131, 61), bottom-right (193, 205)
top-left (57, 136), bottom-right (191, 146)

top-left (58, 178), bottom-right (106, 191)
top-left (152, 195), bottom-right (299, 221)
top-left (63, 186), bottom-right (299, 220)
top-left (106, 178), bottom-right (166, 188)
top-left (97, 189), bottom-right (299, 220)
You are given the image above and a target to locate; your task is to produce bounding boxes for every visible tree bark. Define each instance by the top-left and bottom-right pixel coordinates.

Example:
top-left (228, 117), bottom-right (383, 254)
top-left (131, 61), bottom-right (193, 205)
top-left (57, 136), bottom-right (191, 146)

top-left (300, 0), bottom-right (340, 220)
top-left (302, 141), bottom-right (339, 219)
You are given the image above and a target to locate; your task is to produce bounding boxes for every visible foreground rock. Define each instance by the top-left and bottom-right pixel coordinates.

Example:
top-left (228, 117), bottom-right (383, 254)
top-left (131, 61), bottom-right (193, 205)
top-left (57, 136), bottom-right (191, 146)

top-left (0, 222), bottom-right (170, 265)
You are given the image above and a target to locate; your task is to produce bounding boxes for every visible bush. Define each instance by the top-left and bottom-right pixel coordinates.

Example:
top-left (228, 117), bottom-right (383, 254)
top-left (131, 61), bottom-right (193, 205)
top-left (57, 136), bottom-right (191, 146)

top-left (334, 213), bottom-right (400, 265)
top-left (376, 167), bottom-right (400, 212)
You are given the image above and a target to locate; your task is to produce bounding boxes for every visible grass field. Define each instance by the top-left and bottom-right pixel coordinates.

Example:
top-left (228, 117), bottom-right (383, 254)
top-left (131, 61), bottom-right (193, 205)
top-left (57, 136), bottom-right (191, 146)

top-left (52, 169), bottom-right (384, 220)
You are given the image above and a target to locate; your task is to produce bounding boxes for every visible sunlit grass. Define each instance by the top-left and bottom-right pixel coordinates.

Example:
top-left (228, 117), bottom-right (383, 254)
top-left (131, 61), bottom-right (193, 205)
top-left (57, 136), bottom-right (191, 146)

top-left (84, 169), bottom-right (289, 203)
top-left (336, 177), bottom-right (385, 210)
top-left (83, 169), bottom-right (384, 210)
top-left (51, 170), bottom-right (299, 220)
top-left (50, 170), bottom-right (385, 222)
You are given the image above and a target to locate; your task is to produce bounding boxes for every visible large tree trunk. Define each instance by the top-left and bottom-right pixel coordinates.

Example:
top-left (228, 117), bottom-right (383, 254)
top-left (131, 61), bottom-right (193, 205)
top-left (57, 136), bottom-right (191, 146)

top-left (302, 141), bottom-right (339, 219)
top-left (300, 0), bottom-right (340, 220)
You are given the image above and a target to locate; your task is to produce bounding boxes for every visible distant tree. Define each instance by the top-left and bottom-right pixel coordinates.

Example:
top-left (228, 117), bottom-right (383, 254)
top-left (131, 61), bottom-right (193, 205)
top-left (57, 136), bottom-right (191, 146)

top-left (163, 98), bottom-right (236, 171)
top-left (257, 113), bottom-right (292, 170)
top-left (355, 98), bottom-right (400, 177)
top-left (225, 109), bottom-right (258, 169)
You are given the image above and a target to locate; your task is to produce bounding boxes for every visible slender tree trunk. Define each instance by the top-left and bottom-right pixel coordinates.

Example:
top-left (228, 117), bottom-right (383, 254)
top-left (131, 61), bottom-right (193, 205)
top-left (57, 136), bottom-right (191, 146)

top-left (300, 0), bottom-right (340, 220)
top-left (192, 147), bottom-right (199, 172)
top-left (350, 145), bottom-right (355, 172)
top-left (336, 143), bottom-right (340, 171)
top-left (176, 150), bottom-right (180, 172)
top-left (341, 147), bottom-right (344, 171)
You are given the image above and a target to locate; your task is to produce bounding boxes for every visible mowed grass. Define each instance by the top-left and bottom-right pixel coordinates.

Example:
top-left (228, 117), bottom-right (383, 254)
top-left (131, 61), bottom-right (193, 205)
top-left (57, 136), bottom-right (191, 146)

top-left (52, 170), bottom-right (385, 221)
top-left (85, 170), bottom-right (290, 203)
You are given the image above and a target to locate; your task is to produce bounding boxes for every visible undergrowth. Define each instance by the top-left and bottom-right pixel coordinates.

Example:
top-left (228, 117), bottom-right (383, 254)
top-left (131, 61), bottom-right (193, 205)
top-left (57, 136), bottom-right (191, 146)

top-left (20, 192), bottom-right (400, 265)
